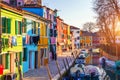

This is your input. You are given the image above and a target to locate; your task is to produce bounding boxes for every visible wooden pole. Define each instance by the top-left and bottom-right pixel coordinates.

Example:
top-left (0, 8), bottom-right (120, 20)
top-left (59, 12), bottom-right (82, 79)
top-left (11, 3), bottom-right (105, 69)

top-left (55, 60), bottom-right (62, 79)
top-left (45, 64), bottom-right (52, 80)
top-left (65, 58), bottom-right (70, 68)
top-left (63, 59), bottom-right (67, 71)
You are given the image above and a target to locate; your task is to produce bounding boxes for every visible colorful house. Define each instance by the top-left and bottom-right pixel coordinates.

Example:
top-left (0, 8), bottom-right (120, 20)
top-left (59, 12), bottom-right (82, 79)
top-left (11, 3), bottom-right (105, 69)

top-left (22, 10), bottom-right (41, 73)
top-left (80, 31), bottom-right (93, 48)
top-left (67, 25), bottom-right (71, 51)
top-left (62, 22), bottom-right (68, 52)
top-left (0, 3), bottom-right (23, 79)
top-left (22, 3), bottom-right (51, 67)
top-left (70, 26), bottom-right (80, 49)
top-left (42, 6), bottom-right (57, 61)
top-left (56, 17), bottom-right (64, 55)
top-left (23, 4), bottom-right (57, 61)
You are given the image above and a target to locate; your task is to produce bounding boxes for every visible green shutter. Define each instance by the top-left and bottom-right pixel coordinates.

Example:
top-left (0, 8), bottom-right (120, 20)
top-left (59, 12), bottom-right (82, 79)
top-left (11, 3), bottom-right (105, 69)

top-left (19, 52), bottom-right (22, 65)
top-left (2, 38), bottom-right (5, 50)
top-left (2, 17), bottom-right (6, 33)
top-left (15, 21), bottom-right (18, 35)
top-left (5, 53), bottom-right (9, 69)
top-left (16, 53), bottom-right (18, 67)
top-left (7, 18), bottom-right (11, 33)
top-left (0, 55), bottom-right (2, 64)
top-left (5, 39), bottom-right (8, 48)
top-left (20, 22), bottom-right (22, 35)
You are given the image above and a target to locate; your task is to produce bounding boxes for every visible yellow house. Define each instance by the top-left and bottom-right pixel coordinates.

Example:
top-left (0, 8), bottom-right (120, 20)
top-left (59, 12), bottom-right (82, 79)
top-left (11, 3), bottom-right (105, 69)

top-left (38, 20), bottom-right (50, 67)
top-left (67, 25), bottom-right (71, 51)
top-left (80, 31), bottom-right (92, 48)
top-left (0, 3), bottom-right (23, 80)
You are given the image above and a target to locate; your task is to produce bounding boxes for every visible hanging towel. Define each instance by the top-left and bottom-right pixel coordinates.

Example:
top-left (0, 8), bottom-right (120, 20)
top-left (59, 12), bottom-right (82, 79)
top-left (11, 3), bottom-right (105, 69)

top-left (12, 36), bottom-right (17, 46)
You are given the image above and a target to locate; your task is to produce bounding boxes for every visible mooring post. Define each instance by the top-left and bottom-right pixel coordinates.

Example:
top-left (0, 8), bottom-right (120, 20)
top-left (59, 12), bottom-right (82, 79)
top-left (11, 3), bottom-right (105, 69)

top-left (63, 59), bottom-right (67, 71)
top-left (45, 64), bottom-right (52, 80)
top-left (55, 60), bottom-right (62, 79)
top-left (65, 58), bottom-right (70, 68)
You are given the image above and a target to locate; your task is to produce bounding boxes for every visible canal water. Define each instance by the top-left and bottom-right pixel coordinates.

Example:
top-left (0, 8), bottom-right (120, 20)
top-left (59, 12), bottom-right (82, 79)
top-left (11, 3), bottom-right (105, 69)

top-left (61, 52), bottom-right (120, 80)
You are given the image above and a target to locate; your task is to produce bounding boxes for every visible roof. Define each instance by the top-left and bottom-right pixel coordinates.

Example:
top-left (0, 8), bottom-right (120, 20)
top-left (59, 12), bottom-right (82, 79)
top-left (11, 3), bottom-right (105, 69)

top-left (70, 26), bottom-right (80, 29)
top-left (80, 31), bottom-right (93, 36)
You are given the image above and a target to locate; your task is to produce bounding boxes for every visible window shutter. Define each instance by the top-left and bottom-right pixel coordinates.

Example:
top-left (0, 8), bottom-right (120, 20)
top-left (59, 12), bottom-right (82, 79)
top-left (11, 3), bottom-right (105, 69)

top-left (20, 22), bottom-right (22, 35)
top-left (5, 53), bottom-right (9, 69)
top-left (2, 17), bottom-right (6, 33)
top-left (19, 52), bottom-right (22, 65)
top-left (15, 21), bottom-right (18, 35)
top-left (7, 18), bottom-right (11, 33)
top-left (0, 55), bottom-right (2, 64)
top-left (2, 38), bottom-right (5, 50)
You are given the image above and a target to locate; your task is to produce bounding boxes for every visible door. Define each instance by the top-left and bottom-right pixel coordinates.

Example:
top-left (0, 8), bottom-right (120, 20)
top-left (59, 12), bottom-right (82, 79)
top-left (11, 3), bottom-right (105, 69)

top-left (35, 51), bottom-right (38, 69)
top-left (29, 51), bottom-right (32, 69)
top-left (40, 49), bottom-right (44, 66)
top-left (10, 53), bottom-right (15, 73)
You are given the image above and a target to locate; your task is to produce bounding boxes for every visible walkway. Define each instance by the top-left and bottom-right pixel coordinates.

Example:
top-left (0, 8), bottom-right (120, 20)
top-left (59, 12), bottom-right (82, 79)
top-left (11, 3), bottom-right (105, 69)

top-left (23, 50), bottom-right (80, 80)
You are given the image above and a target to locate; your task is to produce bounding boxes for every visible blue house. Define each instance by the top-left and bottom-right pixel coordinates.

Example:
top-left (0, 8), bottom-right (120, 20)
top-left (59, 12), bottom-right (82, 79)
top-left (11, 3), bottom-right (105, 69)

top-left (22, 11), bottom-right (40, 73)
top-left (23, 6), bottom-right (58, 61)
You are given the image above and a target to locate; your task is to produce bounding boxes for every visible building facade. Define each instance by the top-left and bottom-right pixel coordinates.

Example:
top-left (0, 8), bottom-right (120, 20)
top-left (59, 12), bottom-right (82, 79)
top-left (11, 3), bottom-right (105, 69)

top-left (22, 11), bottom-right (40, 73)
top-left (56, 17), bottom-right (63, 55)
top-left (70, 26), bottom-right (80, 49)
top-left (0, 3), bottom-right (23, 79)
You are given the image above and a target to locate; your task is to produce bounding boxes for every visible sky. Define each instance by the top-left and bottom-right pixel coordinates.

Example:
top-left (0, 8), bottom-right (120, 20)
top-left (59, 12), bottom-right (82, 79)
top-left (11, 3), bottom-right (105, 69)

top-left (42, 0), bottom-right (96, 29)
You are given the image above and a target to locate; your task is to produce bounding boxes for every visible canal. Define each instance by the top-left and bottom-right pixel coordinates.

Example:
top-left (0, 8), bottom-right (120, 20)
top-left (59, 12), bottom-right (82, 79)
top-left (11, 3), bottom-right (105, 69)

top-left (61, 51), bottom-right (120, 80)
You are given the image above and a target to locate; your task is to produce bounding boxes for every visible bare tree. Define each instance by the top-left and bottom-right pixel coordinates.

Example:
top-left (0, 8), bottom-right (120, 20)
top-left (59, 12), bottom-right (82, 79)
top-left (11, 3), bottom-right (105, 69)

top-left (82, 22), bottom-right (98, 32)
top-left (93, 0), bottom-right (120, 44)
top-left (93, 0), bottom-right (120, 59)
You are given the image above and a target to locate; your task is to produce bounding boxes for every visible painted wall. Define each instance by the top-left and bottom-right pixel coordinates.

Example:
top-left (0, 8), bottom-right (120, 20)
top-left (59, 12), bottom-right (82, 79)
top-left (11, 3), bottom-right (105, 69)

top-left (23, 8), bottom-right (44, 17)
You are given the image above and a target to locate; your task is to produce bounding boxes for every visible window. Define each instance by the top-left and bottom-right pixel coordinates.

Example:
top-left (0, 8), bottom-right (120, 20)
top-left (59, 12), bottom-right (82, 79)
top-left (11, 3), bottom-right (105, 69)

top-left (22, 18), bottom-right (27, 33)
top-left (45, 24), bottom-right (47, 36)
top-left (77, 37), bottom-right (80, 40)
top-left (5, 53), bottom-right (9, 69)
top-left (50, 29), bottom-right (53, 37)
top-left (32, 21), bottom-right (36, 34)
top-left (2, 17), bottom-right (11, 33)
top-left (19, 52), bottom-right (22, 65)
top-left (15, 20), bottom-right (22, 35)
top-left (23, 48), bottom-right (27, 61)
top-left (10, 0), bottom-right (17, 6)
top-left (54, 30), bottom-right (57, 37)
top-left (76, 31), bottom-right (79, 33)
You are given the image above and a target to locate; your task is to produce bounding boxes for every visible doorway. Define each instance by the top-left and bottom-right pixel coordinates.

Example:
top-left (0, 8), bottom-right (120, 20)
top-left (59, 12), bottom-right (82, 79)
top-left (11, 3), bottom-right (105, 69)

top-left (35, 51), bottom-right (38, 69)
top-left (29, 51), bottom-right (32, 69)
top-left (10, 53), bottom-right (15, 73)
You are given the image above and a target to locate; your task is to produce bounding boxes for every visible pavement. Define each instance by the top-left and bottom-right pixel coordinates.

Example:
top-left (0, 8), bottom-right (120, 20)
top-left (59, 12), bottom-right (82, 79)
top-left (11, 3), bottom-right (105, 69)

top-left (23, 50), bottom-right (80, 80)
